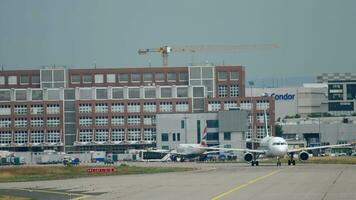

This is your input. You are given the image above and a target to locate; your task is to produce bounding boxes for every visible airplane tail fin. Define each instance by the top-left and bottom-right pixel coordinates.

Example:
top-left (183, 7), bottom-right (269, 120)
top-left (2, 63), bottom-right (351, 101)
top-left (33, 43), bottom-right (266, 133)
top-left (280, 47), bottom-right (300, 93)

top-left (264, 109), bottom-right (270, 137)
top-left (200, 124), bottom-right (208, 147)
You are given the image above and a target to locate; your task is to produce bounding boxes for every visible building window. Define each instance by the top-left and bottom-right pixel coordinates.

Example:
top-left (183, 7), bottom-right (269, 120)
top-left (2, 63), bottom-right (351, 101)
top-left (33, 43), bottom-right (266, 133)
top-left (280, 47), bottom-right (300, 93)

top-left (31, 90), bottom-right (43, 100)
top-left (15, 131), bottom-right (28, 144)
top-left (161, 133), bottom-right (169, 141)
top-left (161, 87), bottom-right (172, 98)
top-left (79, 104), bottom-right (92, 113)
top-left (48, 130), bottom-right (60, 143)
top-left (111, 103), bottom-right (125, 113)
top-left (0, 118), bottom-right (11, 128)
top-left (0, 76), bottom-right (5, 85)
top-left (208, 101), bottom-right (221, 111)
top-left (127, 115), bottom-right (141, 125)
top-left (172, 133), bottom-right (176, 141)
top-left (155, 73), bottom-right (165, 82)
top-left (230, 71), bottom-right (239, 80)
top-left (143, 102), bottom-right (156, 112)
top-left (256, 100), bottom-right (270, 110)
top-left (14, 105), bottom-right (27, 115)
top-left (47, 117), bottom-right (60, 127)
top-left (177, 87), bottom-right (188, 98)
top-left (96, 88), bottom-right (108, 99)
top-left (240, 100), bottom-right (252, 110)
top-left (71, 75), bottom-right (81, 84)
top-left (159, 102), bottom-right (173, 112)
top-left (176, 102), bottom-right (189, 112)
top-left (95, 103), bottom-right (108, 113)
top-left (207, 132), bottom-right (219, 141)
top-left (112, 88), bottom-right (124, 99)
top-left (144, 128), bottom-right (156, 141)
top-left (0, 131), bottom-right (12, 144)
top-left (20, 75), bottom-right (29, 85)
top-left (94, 74), bottom-right (104, 83)
top-left (218, 85), bottom-right (227, 97)
top-left (0, 105), bottom-right (11, 115)
top-left (106, 74), bottom-right (116, 83)
top-left (32, 75), bottom-right (40, 85)
top-left (119, 74), bottom-right (129, 82)
top-left (131, 73), bottom-right (141, 82)
top-left (112, 116), bottom-right (125, 126)
top-left (79, 129), bottom-right (92, 142)
top-left (144, 115), bottom-right (156, 125)
top-left (144, 88), bottom-right (156, 98)
top-left (143, 73), bottom-right (153, 82)
top-left (224, 101), bottom-right (238, 110)
top-left (257, 126), bottom-right (268, 138)
top-left (31, 130), bottom-right (44, 144)
top-left (127, 128), bottom-right (141, 142)
top-left (127, 103), bottom-right (140, 113)
top-left (177, 133), bottom-right (180, 141)
top-left (8, 76), bottom-right (17, 85)
top-left (179, 72), bottom-right (188, 82)
top-left (95, 116), bottom-right (109, 126)
top-left (83, 74), bottom-right (92, 83)
top-left (112, 129), bottom-right (125, 142)
top-left (224, 132), bottom-right (231, 140)
top-left (218, 72), bottom-right (228, 80)
top-left (346, 84), bottom-right (356, 100)
top-left (257, 113), bottom-right (270, 123)
top-left (167, 73), bottom-right (176, 82)
top-left (206, 120), bottom-right (219, 128)
top-left (47, 104), bottom-right (60, 114)
top-left (95, 129), bottom-right (109, 142)
top-left (79, 116), bottom-right (92, 126)
top-left (181, 120), bottom-right (185, 129)
top-left (128, 88), bottom-right (140, 99)
top-left (15, 90), bottom-right (27, 100)
top-left (230, 85), bottom-right (239, 97)
top-left (31, 117), bottom-right (44, 127)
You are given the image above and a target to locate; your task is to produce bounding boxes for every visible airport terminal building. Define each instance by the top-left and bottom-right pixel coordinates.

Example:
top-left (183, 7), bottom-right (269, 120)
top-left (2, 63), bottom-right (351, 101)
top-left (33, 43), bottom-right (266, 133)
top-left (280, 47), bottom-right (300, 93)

top-left (0, 65), bottom-right (275, 153)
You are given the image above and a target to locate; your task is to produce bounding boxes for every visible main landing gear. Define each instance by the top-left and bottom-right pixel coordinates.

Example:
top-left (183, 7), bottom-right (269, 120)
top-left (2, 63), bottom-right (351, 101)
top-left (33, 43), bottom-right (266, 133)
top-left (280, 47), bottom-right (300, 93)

top-left (288, 153), bottom-right (296, 166)
top-left (251, 160), bottom-right (259, 166)
top-left (251, 153), bottom-right (260, 166)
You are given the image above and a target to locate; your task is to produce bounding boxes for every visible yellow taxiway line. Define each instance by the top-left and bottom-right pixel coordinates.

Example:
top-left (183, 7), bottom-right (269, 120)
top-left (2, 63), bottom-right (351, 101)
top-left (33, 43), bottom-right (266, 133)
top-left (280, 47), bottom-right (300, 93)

top-left (211, 169), bottom-right (282, 200)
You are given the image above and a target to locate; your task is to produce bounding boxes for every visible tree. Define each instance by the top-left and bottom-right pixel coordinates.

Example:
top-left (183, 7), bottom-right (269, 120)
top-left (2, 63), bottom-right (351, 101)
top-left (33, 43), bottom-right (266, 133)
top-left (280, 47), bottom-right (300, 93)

top-left (274, 124), bottom-right (283, 137)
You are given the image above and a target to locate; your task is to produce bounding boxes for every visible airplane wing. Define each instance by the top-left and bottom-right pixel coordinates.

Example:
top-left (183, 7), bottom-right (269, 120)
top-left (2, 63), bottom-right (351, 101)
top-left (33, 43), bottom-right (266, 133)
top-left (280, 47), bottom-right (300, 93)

top-left (288, 143), bottom-right (351, 153)
top-left (198, 146), bottom-right (266, 154)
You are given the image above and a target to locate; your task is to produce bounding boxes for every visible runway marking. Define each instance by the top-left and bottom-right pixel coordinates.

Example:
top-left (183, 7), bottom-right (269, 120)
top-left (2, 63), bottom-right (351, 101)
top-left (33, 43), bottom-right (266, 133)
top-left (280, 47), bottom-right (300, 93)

top-left (17, 188), bottom-right (92, 199)
top-left (211, 169), bottom-right (282, 200)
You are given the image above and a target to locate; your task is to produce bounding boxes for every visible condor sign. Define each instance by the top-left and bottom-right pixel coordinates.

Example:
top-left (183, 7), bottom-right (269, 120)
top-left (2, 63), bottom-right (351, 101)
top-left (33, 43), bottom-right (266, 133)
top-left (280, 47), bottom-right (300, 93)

top-left (271, 93), bottom-right (295, 100)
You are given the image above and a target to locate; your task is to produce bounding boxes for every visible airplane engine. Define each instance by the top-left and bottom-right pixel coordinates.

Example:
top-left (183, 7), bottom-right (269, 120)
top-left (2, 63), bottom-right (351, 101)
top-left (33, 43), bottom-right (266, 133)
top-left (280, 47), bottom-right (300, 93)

top-left (243, 152), bottom-right (253, 162)
top-left (299, 151), bottom-right (309, 161)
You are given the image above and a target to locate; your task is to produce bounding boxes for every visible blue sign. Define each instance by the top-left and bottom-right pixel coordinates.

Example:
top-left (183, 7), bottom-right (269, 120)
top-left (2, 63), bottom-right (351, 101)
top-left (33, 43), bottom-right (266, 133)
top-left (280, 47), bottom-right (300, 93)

top-left (270, 93), bottom-right (295, 100)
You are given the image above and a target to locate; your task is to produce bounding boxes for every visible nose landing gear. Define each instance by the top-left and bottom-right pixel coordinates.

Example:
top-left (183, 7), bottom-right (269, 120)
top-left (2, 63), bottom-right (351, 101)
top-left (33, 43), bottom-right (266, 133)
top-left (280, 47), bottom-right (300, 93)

top-left (276, 156), bottom-right (282, 166)
top-left (287, 153), bottom-right (296, 166)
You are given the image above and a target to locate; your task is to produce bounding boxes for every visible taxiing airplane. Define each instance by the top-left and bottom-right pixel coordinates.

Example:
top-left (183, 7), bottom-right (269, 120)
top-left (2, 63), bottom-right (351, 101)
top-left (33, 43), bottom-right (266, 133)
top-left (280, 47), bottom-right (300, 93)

top-left (202, 110), bottom-right (351, 166)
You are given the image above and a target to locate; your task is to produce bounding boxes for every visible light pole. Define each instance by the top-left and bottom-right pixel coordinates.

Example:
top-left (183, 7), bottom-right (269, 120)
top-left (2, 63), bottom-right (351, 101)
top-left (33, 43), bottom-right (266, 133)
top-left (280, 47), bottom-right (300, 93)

top-left (248, 81), bottom-right (254, 149)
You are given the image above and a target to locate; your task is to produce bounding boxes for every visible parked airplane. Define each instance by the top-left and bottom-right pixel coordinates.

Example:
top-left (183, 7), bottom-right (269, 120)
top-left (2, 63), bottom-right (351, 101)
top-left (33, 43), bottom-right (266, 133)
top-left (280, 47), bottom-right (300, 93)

top-left (202, 110), bottom-right (351, 166)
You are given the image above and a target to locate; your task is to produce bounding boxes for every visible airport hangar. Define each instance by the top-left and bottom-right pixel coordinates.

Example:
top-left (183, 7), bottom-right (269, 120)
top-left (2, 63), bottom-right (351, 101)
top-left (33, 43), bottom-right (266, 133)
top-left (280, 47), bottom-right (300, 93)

top-left (0, 64), bottom-right (275, 153)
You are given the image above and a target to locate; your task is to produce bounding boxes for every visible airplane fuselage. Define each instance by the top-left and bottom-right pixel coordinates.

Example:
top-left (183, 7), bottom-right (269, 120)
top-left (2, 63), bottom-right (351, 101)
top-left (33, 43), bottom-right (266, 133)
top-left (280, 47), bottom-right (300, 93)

top-left (176, 143), bottom-right (206, 156)
top-left (259, 136), bottom-right (289, 157)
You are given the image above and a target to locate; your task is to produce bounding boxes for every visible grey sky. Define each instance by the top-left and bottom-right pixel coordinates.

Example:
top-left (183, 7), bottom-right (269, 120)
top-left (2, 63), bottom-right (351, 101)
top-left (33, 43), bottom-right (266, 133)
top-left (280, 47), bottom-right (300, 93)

top-left (0, 0), bottom-right (356, 80)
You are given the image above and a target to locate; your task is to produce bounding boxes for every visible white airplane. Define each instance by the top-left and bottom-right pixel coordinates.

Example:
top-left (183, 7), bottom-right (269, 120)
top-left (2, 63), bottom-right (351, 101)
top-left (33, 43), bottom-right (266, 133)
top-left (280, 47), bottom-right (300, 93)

top-left (169, 126), bottom-right (216, 162)
top-left (201, 110), bottom-right (351, 166)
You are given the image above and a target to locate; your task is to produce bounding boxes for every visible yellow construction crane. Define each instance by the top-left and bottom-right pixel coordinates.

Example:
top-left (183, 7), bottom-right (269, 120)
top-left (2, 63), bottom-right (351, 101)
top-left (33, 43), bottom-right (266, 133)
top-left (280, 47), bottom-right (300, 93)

top-left (138, 44), bottom-right (279, 67)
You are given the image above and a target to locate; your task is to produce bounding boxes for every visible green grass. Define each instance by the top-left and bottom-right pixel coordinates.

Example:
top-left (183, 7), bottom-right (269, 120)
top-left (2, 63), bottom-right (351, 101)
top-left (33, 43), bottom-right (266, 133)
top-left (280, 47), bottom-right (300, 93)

top-left (0, 195), bottom-right (33, 200)
top-left (0, 164), bottom-right (193, 183)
